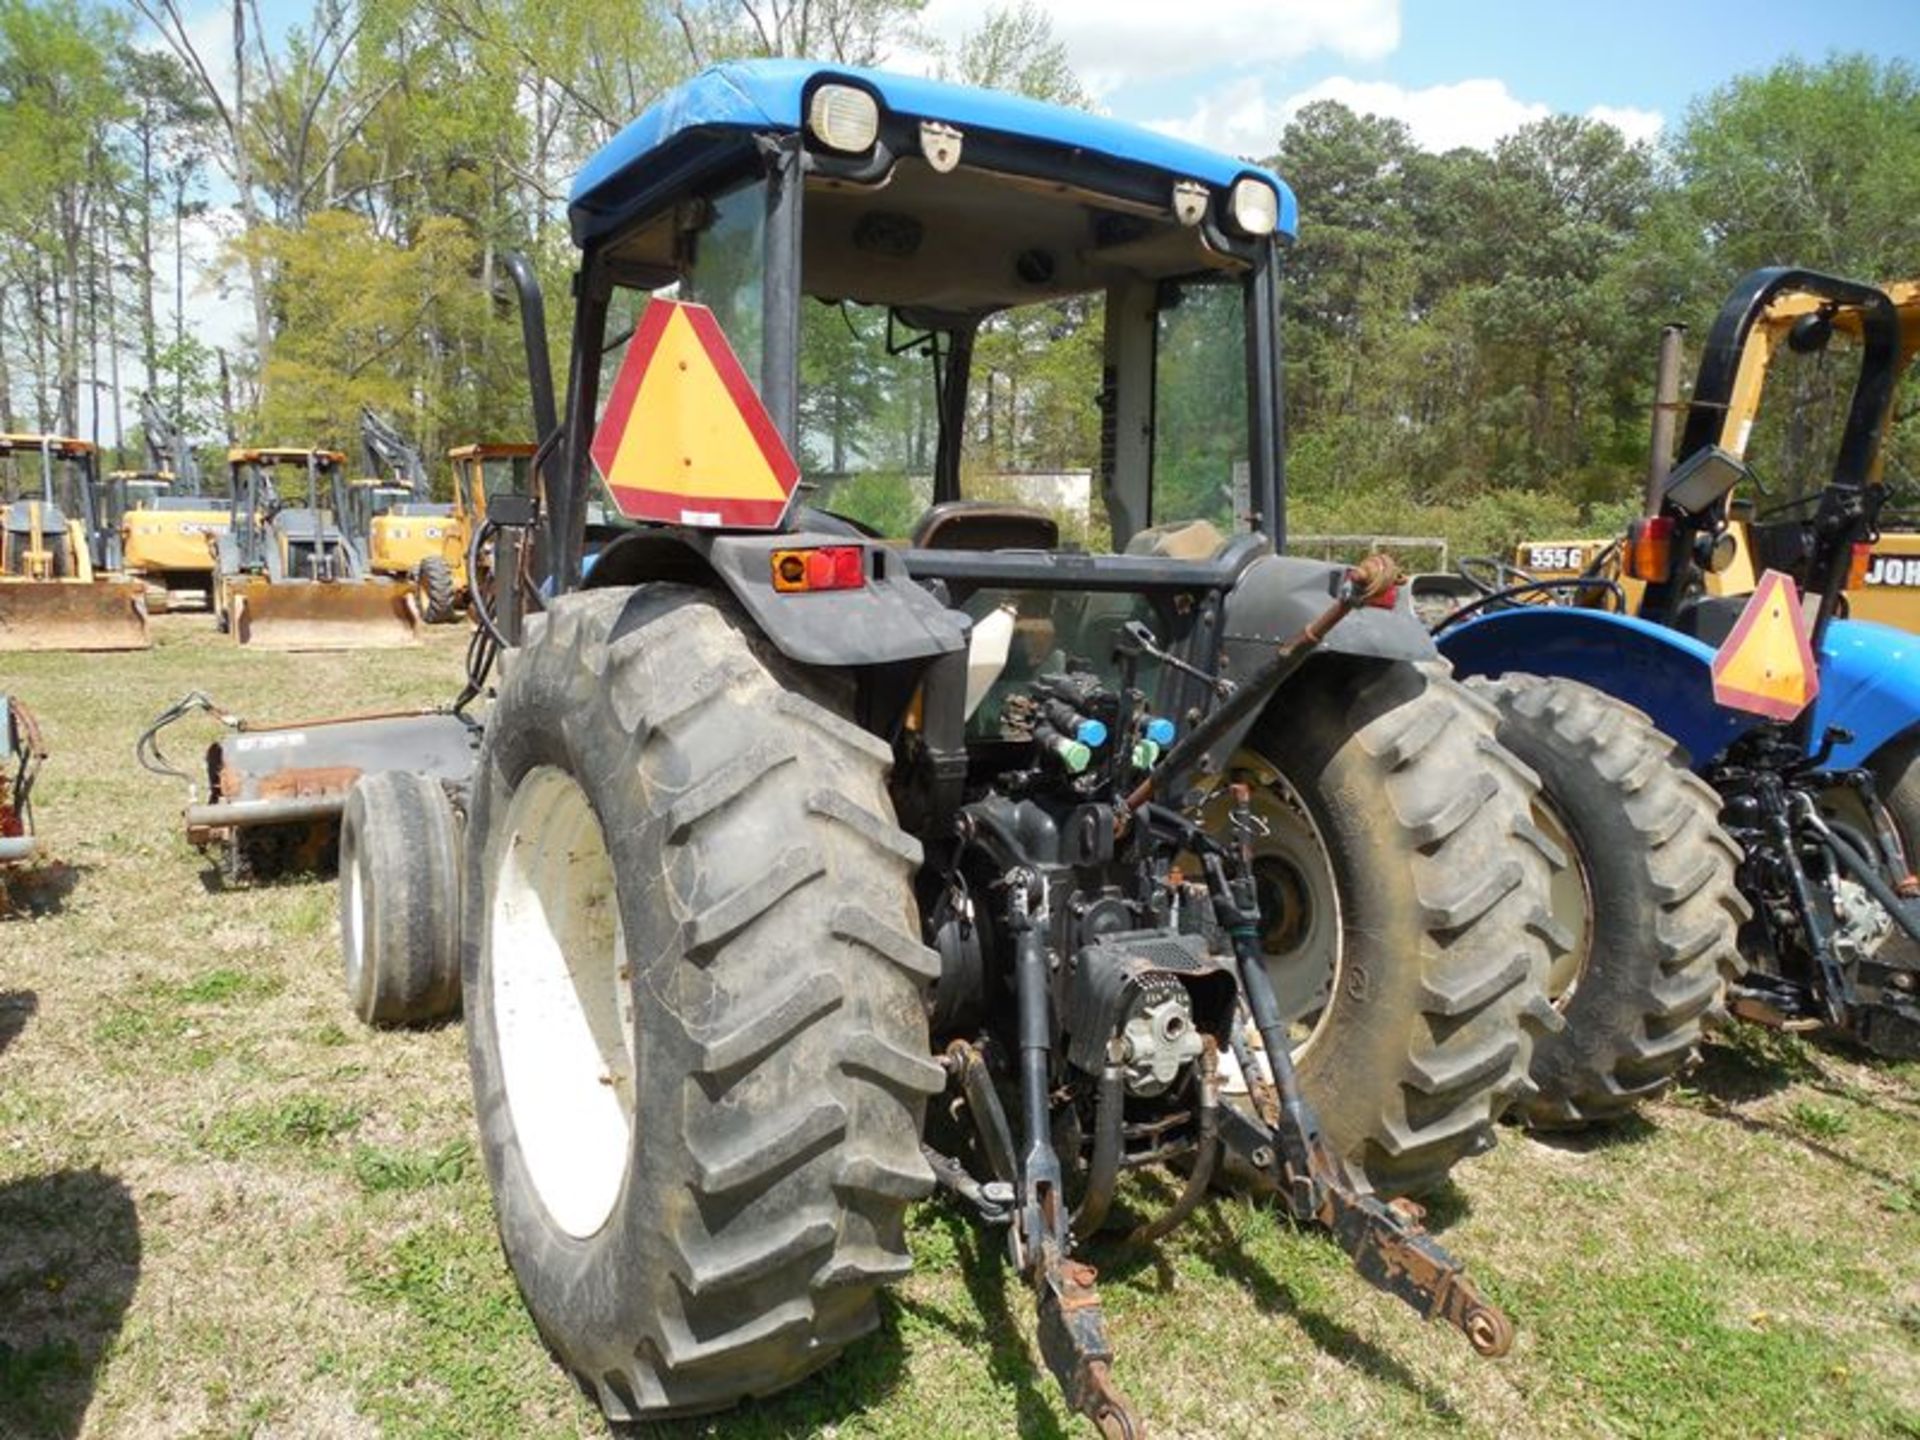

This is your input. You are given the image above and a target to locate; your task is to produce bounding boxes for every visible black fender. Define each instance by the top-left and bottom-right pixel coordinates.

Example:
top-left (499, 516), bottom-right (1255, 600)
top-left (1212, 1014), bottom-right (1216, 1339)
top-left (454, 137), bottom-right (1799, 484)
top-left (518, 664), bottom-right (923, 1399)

top-left (1195, 553), bottom-right (1440, 771)
top-left (1222, 553), bottom-right (1438, 665)
top-left (581, 526), bottom-right (968, 667)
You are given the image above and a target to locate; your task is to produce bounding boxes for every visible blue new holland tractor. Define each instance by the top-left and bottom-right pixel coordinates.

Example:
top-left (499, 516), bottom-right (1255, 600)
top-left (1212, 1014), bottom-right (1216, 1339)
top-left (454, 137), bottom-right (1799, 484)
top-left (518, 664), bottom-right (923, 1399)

top-left (293, 59), bottom-right (1579, 1433)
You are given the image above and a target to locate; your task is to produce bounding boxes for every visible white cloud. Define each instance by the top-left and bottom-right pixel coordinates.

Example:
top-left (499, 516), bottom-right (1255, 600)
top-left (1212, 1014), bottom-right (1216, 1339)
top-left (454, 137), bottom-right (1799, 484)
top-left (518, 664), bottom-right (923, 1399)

top-left (1585, 103), bottom-right (1665, 145)
top-left (1150, 76), bottom-right (1664, 158)
top-left (917, 0), bottom-right (1400, 96)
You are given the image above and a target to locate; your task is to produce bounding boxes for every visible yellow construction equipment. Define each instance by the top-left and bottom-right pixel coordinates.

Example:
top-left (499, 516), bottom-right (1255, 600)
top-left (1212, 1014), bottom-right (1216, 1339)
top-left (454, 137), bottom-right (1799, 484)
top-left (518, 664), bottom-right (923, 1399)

top-left (109, 469), bottom-right (229, 611)
top-left (357, 407), bottom-right (455, 622)
top-left (0, 434), bottom-right (149, 651)
top-left (1500, 278), bottom-right (1920, 627)
top-left (213, 447), bottom-right (421, 650)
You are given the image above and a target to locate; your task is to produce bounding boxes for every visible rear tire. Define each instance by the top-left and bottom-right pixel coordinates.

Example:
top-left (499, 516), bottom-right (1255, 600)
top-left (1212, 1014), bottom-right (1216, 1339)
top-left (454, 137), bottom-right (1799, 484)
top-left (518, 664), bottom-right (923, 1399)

top-left (464, 584), bottom-right (937, 1422)
top-left (1215, 658), bottom-right (1564, 1196)
top-left (1468, 675), bottom-right (1747, 1127)
top-left (1866, 730), bottom-right (1920, 972)
top-left (415, 556), bottom-right (457, 624)
top-left (340, 770), bottom-right (462, 1027)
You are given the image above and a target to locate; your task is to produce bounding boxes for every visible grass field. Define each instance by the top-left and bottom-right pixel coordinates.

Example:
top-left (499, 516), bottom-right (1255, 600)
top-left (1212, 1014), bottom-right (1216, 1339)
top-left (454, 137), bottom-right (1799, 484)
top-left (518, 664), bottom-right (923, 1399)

top-left (4, 613), bottom-right (1920, 1438)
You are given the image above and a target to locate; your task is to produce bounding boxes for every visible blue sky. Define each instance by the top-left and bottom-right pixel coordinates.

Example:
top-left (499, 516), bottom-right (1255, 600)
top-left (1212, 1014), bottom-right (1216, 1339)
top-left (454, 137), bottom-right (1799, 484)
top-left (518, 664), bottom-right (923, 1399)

top-left (919, 0), bottom-right (1920, 154)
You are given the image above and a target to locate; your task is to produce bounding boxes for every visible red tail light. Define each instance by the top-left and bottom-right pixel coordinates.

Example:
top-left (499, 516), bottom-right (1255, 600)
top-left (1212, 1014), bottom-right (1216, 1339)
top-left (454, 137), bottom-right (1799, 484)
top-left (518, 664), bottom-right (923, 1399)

top-left (771, 545), bottom-right (867, 593)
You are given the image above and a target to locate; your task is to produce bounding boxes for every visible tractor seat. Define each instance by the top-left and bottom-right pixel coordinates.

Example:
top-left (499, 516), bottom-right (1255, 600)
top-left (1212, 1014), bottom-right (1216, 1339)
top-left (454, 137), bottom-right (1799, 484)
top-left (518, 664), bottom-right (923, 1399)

top-left (910, 501), bottom-right (1059, 552)
top-left (1124, 518), bottom-right (1229, 560)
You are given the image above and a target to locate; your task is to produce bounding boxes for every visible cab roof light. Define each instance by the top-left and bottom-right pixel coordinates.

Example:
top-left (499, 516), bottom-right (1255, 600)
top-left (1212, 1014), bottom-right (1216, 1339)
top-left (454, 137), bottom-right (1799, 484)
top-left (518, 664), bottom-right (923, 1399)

top-left (1227, 177), bottom-right (1279, 237)
top-left (807, 83), bottom-right (880, 154)
top-left (771, 545), bottom-right (867, 593)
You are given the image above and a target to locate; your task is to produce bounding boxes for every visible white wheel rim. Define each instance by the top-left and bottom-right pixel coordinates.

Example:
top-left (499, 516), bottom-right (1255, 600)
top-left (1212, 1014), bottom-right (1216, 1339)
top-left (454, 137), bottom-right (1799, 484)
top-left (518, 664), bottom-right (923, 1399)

top-left (490, 765), bottom-right (634, 1239)
top-left (1534, 796), bottom-right (1594, 1006)
top-left (1201, 753), bottom-right (1344, 1062)
top-left (342, 833), bottom-right (367, 998)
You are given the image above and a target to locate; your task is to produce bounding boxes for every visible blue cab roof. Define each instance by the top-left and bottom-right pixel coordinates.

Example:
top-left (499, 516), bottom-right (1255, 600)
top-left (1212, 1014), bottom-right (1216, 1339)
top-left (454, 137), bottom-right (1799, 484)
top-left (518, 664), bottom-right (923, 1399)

top-left (569, 59), bottom-right (1297, 243)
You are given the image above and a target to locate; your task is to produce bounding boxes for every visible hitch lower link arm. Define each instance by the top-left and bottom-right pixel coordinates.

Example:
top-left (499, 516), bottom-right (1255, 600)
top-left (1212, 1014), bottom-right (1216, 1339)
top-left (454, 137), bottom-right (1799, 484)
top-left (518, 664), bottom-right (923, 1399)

top-left (1003, 871), bottom-right (1142, 1440)
top-left (1206, 785), bottom-right (1516, 1359)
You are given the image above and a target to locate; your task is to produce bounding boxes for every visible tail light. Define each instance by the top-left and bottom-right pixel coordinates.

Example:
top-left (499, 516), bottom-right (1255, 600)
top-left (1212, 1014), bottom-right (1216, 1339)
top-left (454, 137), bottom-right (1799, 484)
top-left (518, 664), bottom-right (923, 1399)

top-left (770, 545), bottom-right (867, 593)
top-left (1625, 517), bottom-right (1676, 582)
top-left (1846, 542), bottom-right (1873, 590)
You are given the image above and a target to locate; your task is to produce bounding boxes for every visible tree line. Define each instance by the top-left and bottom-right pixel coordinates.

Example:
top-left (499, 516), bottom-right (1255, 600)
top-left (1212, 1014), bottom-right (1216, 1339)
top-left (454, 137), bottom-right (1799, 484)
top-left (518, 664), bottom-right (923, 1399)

top-left (0, 0), bottom-right (1913, 549)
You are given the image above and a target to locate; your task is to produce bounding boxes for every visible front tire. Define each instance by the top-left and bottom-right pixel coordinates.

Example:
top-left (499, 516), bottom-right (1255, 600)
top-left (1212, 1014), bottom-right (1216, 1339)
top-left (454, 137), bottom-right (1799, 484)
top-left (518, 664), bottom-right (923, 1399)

top-left (1469, 675), bottom-right (1747, 1127)
top-left (465, 585), bottom-right (938, 1422)
top-left (414, 556), bottom-right (457, 624)
top-left (1214, 658), bottom-right (1564, 1196)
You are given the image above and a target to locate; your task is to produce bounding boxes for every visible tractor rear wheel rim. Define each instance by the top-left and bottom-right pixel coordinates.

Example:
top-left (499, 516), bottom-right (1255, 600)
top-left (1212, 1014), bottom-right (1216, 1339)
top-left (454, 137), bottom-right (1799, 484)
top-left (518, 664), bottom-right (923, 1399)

top-left (1535, 795), bottom-right (1593, 1006)
top-left (1206, 752), bottom-right (1343, 1060)
top-left (491, 765), bottom-right (634, 1240)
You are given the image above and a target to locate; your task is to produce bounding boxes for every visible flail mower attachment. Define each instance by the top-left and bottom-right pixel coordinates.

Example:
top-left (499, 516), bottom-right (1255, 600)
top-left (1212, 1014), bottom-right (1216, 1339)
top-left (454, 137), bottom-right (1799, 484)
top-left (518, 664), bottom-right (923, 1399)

top-left (139, 691), bottom-right (478, 881)
top-left (930, 562), bottom-right (1512, 1437)
top-left (226, 575), bottom-right (422, 651)
top-left (0, 579), bottom-right (150, 652)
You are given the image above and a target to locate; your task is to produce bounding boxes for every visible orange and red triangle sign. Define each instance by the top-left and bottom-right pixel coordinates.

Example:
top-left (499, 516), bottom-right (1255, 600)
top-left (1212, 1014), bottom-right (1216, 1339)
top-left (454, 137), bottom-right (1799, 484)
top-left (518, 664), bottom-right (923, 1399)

top-left (1711, 569), bottom-right (1821, 720)
top-left (589, 299), bottom-right (800, 529)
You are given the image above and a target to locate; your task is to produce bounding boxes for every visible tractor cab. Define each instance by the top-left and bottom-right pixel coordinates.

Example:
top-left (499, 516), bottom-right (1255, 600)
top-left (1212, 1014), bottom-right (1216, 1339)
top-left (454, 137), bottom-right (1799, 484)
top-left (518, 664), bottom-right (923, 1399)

top-left (548, 62), bottom-right (1407, 791)
top-left (225, 447), bottom-right (359, 581)
top-left (0, 435), bottom-right (105, 578)
top-left (564, 65), bottom-right (1291, 571)
top-left (107, 470), bottom-right (173, 518)
top-left (447, 442), bottom-right (535, 524)
top-left (345, 477), bottom-right (420, 534)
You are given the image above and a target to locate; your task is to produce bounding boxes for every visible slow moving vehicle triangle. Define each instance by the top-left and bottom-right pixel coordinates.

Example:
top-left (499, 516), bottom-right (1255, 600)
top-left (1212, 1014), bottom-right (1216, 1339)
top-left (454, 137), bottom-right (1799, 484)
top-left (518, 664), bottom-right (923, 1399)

top-left (589, 298), bottom-right (800, 529)
top-left (1710, 568), bottom-right (1821, 720)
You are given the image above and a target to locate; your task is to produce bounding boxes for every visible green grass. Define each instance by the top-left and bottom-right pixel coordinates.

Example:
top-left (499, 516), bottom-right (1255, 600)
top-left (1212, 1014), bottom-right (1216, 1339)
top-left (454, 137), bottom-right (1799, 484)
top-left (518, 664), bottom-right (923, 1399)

top-left (199, 1094), bottom-right (365, 1158)
top-left (3, 615), bottom-right (1920, 1437)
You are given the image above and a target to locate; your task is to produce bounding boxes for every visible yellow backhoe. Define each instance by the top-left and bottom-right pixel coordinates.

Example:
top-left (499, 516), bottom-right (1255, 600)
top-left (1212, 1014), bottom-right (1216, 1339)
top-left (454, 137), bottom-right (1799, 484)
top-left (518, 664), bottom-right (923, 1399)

top-left (114, 394), bottom-right (228, 611)
top-left (212, 446), bottom-right (421, 650)
top-left (354, 408), bottom-right (467, 622)
top-left (0, 434), bottom-right (150, 651)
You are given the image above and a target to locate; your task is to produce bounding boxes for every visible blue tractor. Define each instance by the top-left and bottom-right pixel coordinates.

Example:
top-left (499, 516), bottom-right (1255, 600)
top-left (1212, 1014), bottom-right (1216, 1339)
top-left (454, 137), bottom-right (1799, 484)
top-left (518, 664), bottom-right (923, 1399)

top-left (1438, 269), bottom-right (1920, 1105)
top-left (308, 59), bottom-right (1573, 1432)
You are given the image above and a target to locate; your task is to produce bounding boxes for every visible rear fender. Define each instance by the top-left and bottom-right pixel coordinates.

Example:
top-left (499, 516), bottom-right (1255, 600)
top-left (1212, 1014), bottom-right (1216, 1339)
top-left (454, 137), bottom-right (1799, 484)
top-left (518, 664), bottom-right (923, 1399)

top-left (584, 528), bottom-right (968, 666)
top-left (1195, 554), bottom-right (1438, 771)
top-left (1437, 607), bottom-right (1763, 766)
top-left (1812, 619), bottom-right (1920, 768)
top-left (1223, 554), bottom-right (1438, 664)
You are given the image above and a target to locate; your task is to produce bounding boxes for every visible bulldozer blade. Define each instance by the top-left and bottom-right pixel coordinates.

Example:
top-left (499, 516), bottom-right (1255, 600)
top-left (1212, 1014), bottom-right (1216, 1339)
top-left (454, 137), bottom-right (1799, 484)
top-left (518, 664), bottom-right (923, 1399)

top-left (0, 581), bottom-right (151, 652)
top-left (229, 578), bottom-right (423, 651)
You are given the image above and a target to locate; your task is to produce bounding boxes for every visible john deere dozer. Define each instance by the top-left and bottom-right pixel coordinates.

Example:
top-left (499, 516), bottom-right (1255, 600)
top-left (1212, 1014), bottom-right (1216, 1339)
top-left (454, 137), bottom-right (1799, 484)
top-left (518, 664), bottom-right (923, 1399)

top-left (0, 434), bottom-right (149, 651)
top-left (213, 446), bottom-right (421, 649)
top-left (170, 62), bottom-right (1583, 1432)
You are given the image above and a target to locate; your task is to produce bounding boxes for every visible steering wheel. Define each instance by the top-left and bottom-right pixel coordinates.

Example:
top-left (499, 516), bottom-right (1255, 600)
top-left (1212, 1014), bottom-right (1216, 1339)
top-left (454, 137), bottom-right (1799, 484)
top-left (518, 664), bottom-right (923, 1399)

top-left (1455, 554), bottom-right (1541, 597)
